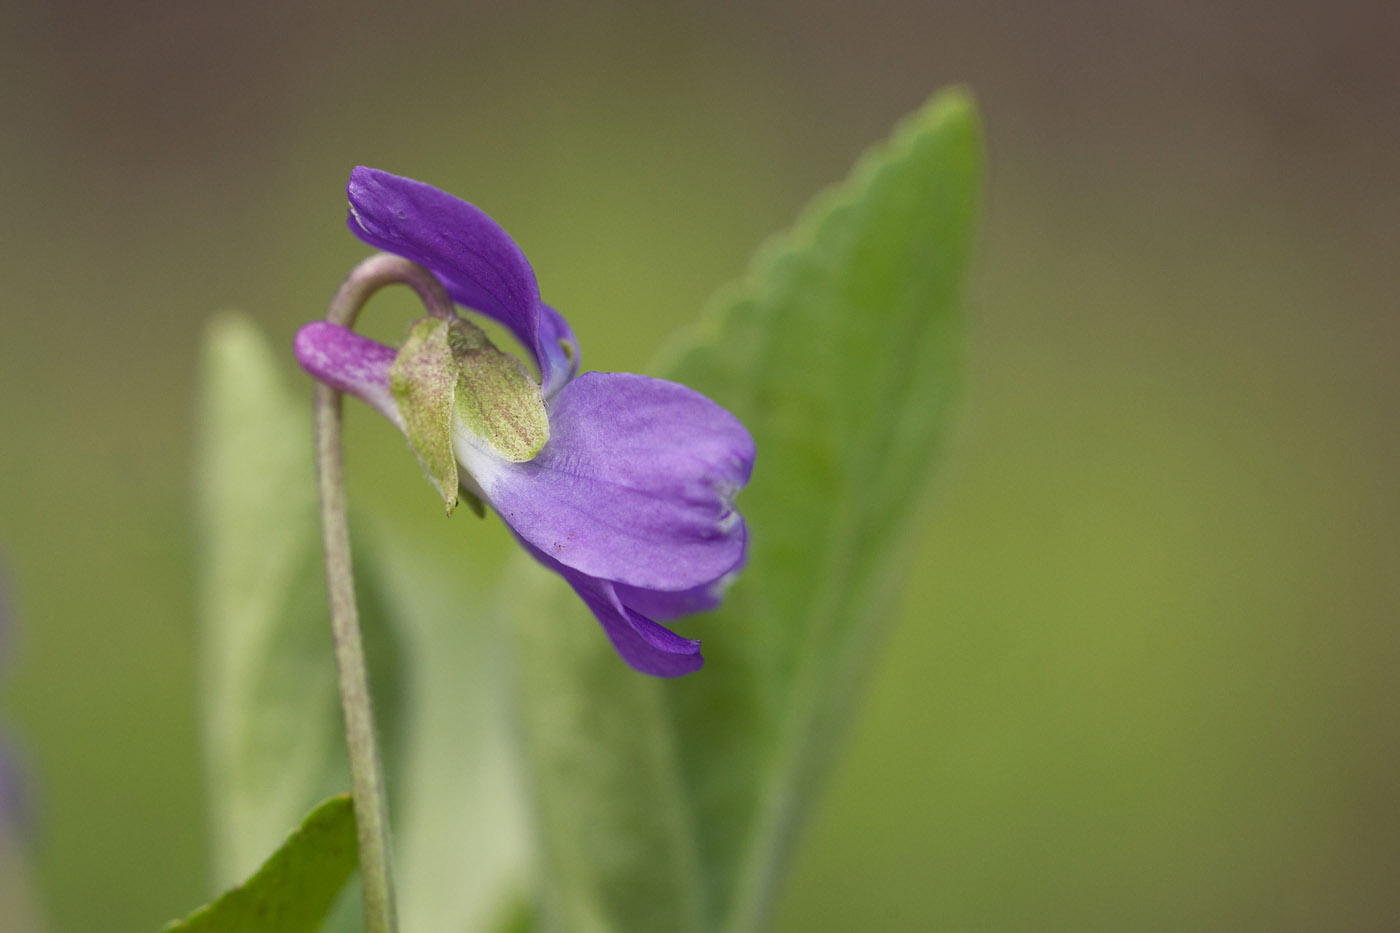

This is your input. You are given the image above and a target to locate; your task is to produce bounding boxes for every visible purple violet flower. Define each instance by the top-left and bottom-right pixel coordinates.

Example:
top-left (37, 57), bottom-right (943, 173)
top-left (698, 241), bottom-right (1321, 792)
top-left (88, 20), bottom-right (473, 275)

top-left (296, 168), bottom-right (754, 676)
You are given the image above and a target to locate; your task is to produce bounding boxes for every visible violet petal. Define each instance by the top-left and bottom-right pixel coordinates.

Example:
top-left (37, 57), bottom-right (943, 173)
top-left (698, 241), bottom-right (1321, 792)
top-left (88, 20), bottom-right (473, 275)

top-left (539, 304), bottom-right (580, 398)
top-left (613, 571), bottom-right (735, 622)
top-left (461, 371), bottom-right (754, 592)
top-left (346, 167), bottom-right (572, 392)
top-left (523, 541), bottom-right (704, 677)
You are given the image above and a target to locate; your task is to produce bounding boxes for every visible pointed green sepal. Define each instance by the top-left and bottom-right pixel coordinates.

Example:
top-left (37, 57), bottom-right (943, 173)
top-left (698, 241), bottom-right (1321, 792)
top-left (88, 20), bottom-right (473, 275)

top-left (449, 319), bottom-right (550, 463)
top-left (391, 317), bottom-right (461, 514)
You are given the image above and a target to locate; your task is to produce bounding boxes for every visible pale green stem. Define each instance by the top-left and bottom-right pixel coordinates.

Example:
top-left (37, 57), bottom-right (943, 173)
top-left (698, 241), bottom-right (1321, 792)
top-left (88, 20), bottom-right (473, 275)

top-left (314, 254), bottom-right (454, 933)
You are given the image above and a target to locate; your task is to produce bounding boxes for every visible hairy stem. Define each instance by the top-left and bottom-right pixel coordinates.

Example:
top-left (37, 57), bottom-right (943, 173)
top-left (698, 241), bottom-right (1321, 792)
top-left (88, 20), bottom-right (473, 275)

top-left (313, 254), bottom-right (453, 933)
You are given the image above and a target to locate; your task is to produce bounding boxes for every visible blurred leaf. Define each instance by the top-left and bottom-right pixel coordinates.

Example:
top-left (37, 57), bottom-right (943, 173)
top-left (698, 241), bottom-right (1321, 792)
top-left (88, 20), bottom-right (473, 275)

top-left (196, 311), bottom-right (338, 884)
top-left (196, 313), bottom-right (527, 932)
top-left (368, 519), bottom-right (530, 933)
top-left (507, 89), bottom-right (982, 933)
top-left (196, 313), bottom-right (402, 895)
top-left (161, 795), bottom-right (356, 933)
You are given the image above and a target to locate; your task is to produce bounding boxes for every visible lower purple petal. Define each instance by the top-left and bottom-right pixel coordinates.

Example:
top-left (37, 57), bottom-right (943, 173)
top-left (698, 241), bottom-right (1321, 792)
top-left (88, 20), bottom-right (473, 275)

top-left (614, 574), bottom-right (730, 623)
top-left (577, 584), bottom-right (706, 678)
top-left (613, 525), bottom-right (747, 621)
top-left (522, 541), bottom-right (704, 677)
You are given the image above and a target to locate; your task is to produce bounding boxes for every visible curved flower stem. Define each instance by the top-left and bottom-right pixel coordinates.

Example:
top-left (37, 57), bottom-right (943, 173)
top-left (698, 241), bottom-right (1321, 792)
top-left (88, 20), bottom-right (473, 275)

top-left (323, 252), bottom-right (457, 329)
top-left (314, 254), bottom-right (453, 933)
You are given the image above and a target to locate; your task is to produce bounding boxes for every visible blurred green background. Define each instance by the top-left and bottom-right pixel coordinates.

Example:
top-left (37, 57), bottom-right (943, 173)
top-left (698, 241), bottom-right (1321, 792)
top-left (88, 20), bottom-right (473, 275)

top-left (1, 1), bottom-right (1397, 930)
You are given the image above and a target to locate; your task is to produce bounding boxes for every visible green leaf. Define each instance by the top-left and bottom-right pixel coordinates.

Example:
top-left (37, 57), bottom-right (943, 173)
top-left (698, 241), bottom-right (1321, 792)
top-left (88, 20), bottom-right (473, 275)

top-left (507, 88), bottom-right (983, 933)
top-left (195, 314), bottom-right (403, 892)
top-left (161, 795), bottom-right (357, 933)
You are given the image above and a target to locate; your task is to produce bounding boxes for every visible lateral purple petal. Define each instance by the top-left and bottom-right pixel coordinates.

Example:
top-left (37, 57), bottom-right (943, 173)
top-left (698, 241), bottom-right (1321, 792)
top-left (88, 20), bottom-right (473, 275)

top-left (294, 322), bottom-right (400, 427)
top-left (467, 372), bottom-right (754, 591)
top-left (524, 542), bottom-right (704, 677)
top-left (539, 304), bottom-right (580, 398)
top-left (346, 167), bottom-right (570, 391)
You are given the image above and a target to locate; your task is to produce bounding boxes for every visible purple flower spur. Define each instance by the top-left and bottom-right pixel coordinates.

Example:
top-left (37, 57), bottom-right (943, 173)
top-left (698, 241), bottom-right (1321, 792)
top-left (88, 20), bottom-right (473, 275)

top-left (296, 168), bottom-right (753, 676)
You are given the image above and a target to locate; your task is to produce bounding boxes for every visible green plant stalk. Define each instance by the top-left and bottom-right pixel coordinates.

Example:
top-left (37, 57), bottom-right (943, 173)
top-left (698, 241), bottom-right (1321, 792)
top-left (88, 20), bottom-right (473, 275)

top-left (314, 254), bottom-right (455, 933)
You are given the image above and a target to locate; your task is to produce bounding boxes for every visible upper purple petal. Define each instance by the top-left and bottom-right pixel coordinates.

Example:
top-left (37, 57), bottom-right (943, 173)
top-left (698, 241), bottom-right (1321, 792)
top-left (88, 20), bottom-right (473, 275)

top-left (461, 371), bottom-right (754, 592)
top-left (522, 540), bottom-right (704, 677)
top-left (345, 167), bottom-right (573, 395)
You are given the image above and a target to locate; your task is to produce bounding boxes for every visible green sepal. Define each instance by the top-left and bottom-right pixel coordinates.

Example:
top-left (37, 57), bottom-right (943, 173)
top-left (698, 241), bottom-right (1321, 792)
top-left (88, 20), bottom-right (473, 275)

top-left (449, 319), bottom-right (550, 463)
top-left (391, 317), bottom-right (548, 511)
top-left (390, 318), bottom-right (462, 514)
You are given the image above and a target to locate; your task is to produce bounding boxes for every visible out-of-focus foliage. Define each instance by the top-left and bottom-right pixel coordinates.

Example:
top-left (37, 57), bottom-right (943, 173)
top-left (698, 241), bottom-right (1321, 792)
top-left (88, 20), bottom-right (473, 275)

top-left (196, 312), bottom-right (373, 885)
top-left (507, 90), bottom-right (980, 933)
top-left (195, 314), bottom-right (528, 932)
